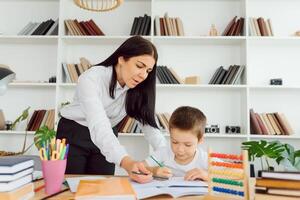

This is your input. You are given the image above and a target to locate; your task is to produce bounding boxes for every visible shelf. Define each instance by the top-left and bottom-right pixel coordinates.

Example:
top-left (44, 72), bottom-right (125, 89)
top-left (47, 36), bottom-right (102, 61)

top-left (249, 135), bottom-right (300, 139)
top-left (58, 83), bottom-right (76, 87)
top-left (80, 132), bottom-right (248, 138)
top-left (58, 83), bottom-right (247, 90)
top-left (153, 36), bottom-right (246, 45)
top-left (0, 35), bottom-right (58, 44)
top-left (61, 36), bottom-right (151, 44)
top-left (157, 84), bottom-right (246, 90)
top-left (204, 134), bottom-right (248, 138)
top-left (0, 131), bottom-right (34, 135)
top-left (249, 86), bottom-right (300, 90)
top-left (247, 37), bottom-right (300, 45)
top-left (9, 82), bottom-right (56, 87)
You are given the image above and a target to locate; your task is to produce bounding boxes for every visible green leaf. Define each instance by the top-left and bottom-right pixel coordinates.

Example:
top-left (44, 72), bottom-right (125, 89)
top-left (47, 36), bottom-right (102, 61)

top-left (11, 107), bottom-right (30, 130)
top-left (241, 140), bottom-right (285, 162)
top-left (34, 125), bottom-right (56, 150)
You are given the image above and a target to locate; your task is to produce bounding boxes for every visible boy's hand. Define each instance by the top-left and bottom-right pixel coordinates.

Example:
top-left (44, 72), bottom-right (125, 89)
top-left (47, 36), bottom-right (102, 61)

top-left (184, 168), bottom-right (208, 181)
top-left (155, 167), bottom-right (173, 178)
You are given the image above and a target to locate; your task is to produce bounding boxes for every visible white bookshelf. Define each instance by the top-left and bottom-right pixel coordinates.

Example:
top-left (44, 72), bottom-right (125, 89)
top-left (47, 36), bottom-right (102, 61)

top-left (1, 0), bottom-right (300, 174)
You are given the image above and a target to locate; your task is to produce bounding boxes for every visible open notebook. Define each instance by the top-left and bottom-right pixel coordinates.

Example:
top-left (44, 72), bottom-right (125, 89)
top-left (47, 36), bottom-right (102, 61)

top-left (131, 177), bottom-right (208, 199)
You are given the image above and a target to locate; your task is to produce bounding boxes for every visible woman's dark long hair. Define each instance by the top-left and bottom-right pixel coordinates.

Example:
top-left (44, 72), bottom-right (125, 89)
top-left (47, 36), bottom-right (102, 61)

top-left (95, 36), bottom-right (158, 128)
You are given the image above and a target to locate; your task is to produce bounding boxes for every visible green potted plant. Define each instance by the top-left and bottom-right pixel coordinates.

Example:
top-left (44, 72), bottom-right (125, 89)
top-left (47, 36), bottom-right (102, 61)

top-left (0, 107), bottom-right (33, 156)
top-left (34, 125), bottom-right (56, 150)
top-left (242, 140), bottom-right (300, 171)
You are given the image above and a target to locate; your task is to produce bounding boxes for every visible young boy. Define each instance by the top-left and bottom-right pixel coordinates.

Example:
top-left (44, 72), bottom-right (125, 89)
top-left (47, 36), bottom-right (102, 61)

top-left (144, 106), bottom-right (209, 181)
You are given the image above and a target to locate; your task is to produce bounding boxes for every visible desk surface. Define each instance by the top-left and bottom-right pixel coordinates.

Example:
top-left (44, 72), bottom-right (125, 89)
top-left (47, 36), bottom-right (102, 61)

top-left (33, 176), bottom-right (284, 200)
top-left (33, 175), bottom-right (206, 200)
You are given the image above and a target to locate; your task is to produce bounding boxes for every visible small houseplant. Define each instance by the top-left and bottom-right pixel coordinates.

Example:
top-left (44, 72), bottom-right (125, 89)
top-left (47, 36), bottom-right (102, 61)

top-left (34, 125), bottom-right (56, 149)
top-left (242, 140), bottom-right (300, 171)
top-left (0, 107), bottom-right (33, 156)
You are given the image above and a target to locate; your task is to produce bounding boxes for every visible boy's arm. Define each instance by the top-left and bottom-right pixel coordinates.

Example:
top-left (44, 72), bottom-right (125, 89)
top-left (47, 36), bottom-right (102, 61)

top-left (184, 168), bottom-right (208, 181)
top-left (143, 161), bottom-right (172, 178)
top-left (143, 161), bottom-right (159, 175)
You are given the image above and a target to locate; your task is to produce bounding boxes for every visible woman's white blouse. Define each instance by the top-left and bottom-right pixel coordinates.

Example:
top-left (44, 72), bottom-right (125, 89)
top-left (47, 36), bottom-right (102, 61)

top-left (60, 66), bottom-right (166, 165)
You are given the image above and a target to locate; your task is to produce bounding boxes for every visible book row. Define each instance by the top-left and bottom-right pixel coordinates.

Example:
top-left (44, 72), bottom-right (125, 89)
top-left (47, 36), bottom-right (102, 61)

top-left (18, 19), bottom-right (58, 36)
top-left (250, 109), bottom-right (294, 135)
top-left (26, 109), bottom-right (55, 131)
top-left (248, 17), bottom-right (274, 36)
top-left (209, 65), bottom-right (245, 85)
top-left (64, 19), bottom-right (104, 36)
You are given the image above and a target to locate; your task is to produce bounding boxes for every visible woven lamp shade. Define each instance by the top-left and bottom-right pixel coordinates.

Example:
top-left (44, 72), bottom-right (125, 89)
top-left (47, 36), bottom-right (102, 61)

top-left (74, 0), bottom-right (123, 12)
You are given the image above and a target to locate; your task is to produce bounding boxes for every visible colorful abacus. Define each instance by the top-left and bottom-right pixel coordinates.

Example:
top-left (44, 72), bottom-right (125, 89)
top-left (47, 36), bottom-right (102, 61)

top-left (204, 149), bottom-right (249, 200)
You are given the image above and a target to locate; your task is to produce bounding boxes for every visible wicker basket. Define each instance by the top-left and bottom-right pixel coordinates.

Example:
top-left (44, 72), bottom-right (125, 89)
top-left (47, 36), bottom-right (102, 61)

top-left (73, 0), bottom-right (123, 12)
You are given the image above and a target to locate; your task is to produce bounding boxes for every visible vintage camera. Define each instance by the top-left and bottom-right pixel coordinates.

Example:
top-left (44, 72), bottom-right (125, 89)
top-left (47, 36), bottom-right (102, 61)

top-left (205, 124), bottom-right (220, 134)
top-left (270, 78), bottom-right (282, 85)
top-left (225, 126), bottom-right (241, 134)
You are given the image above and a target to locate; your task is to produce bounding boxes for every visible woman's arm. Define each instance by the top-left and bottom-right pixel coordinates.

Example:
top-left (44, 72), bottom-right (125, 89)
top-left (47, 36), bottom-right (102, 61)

top-left (77, 73), bottom-right (128, 165)
top-left (141, 124), bottom-right (167, 150)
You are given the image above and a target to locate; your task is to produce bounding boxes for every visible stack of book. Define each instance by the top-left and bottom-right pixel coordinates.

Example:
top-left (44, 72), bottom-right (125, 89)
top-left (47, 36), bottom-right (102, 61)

top-left (154, 13), bottom-right (184, 36)
top-left (249, 17), bottom-right (274, 36)
top-left (209, 65), bottom-right (245, 85)
top-left (156, 113), bottom-right (171, 131)
top-left (0, 157), bottom-right (34, 200)
top-left (156, 66), bottom-right (183, 84)
top-left (62, 57), bottom-right (92, 83)
top-left (117, 116), bottom-right (142, 134)
top-left (255, 171), bottom-right (300, 199)
top-left (250, 109), bottom-right (294, 135)
top-left (64, 19), bottom-right (104, 36)
top-left (26, 109), bottom-right (55, 131)
top-left (222, 16), bottom-right (244, 36)
top-left (130, 14), bottom-right (151, 36)
top-left (18, 19), bottom-right (58, 36)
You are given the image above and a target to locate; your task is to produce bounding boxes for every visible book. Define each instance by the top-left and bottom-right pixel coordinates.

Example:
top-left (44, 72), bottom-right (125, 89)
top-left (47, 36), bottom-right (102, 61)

top-left (0, 157), bottom-right (34, 174)
top-left (131, 177), bottom-right (208, 199)
top-left (0, 174), bottom-right (32, 192)
top-left (46, 19), bottom-right (59, 35)
top-left (256, 178), bottom-right (300, 190)
top-left (267, 188), bottom-right (300, 197)
top-left (260, 171), bottom-right (300, 181)
top-left (75, 177), bottom-right (136, 200)
top-left (130, 17), bottom-right (138, 35)
top-left (250, 109), bottom-right (262, 134)
top-left (0, 183), bottom-right (34, 200)
top-left (255, 193), bottom-right (300, 200)
top-left (0, 167), bottom-right (33, 182)
top-left (222, 16), bottom-right (237, 36)
top-left (0, 110), bottom-right (5, 130)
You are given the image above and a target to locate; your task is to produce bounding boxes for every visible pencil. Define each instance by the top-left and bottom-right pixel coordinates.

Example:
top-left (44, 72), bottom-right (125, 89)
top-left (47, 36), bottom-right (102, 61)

top-left (150, 155), bottom-right (164, 167)
top-left (131, 171), bottom-right (169, 180)
top-left (40, 188), bottom-right (69, 200)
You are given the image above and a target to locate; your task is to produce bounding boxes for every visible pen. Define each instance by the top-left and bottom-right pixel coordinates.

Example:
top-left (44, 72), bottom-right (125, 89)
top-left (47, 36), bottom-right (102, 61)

top-left (40, 188), bottom-right (69, 200)
top-left (34, 184), bottom-right (45, 192)
top-left (131, 171), bottom-right (169, 180)
top-left (150, 155), bottom-right (164, 167)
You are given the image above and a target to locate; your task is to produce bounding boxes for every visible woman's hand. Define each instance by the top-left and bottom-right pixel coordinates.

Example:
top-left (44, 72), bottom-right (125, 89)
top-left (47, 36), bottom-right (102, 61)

top-left (121, 156), bottom-right (153, 183)
top-left (155, 167), bottom-right (173, 178)
top-left (184, 168), bottom-right (208, 181)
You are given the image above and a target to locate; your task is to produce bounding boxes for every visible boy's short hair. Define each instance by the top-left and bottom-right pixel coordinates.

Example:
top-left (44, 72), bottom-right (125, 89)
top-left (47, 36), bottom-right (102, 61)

top-left (169, 106), bottom-right (207, 140)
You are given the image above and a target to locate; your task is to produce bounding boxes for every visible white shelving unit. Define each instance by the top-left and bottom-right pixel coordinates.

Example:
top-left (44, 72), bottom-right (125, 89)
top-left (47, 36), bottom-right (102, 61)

top-left (1, 0), bottom-right (300, 174)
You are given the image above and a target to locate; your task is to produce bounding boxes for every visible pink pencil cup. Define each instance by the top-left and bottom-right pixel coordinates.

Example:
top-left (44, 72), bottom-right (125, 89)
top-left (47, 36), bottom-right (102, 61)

top-left (41, 159), bottom-right (67, 195)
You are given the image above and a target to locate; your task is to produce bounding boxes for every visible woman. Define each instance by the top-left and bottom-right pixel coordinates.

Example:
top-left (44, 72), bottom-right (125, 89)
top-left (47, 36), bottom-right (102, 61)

top-left (56, 36), bottom-right (166, 183)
